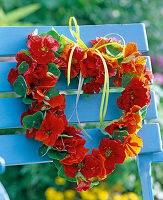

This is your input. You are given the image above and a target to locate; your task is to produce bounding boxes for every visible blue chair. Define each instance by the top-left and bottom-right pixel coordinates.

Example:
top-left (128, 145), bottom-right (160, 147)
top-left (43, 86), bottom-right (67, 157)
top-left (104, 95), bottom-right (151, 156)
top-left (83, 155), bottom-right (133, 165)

top-left (0, 24), bottom-right (161, 199)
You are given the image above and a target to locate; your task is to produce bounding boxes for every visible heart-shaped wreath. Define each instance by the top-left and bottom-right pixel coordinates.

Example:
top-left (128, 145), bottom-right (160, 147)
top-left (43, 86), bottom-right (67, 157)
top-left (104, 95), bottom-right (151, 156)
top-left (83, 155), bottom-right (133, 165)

top-left (8, 17), bottom-right (153, 192)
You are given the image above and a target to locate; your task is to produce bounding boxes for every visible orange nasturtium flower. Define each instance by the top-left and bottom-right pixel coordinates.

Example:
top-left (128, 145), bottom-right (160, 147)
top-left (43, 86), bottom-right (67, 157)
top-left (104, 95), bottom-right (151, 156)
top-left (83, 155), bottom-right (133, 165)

top-left (123, 105), bottom-right (142, 134)
top-left (123, 134), bottom-right (143, 158)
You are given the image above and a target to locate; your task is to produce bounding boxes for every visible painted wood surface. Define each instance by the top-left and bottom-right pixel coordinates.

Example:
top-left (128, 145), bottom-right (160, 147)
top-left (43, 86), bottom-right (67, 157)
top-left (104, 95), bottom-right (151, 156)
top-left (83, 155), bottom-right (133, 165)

top-left (0, 56), bottom-right (152, 92)
top-left (0, 91), bottom-right (158, 129)
top-left (0, 24), bottom-right (148, 56)
top-left (0, 124), bottom-right (160, 166)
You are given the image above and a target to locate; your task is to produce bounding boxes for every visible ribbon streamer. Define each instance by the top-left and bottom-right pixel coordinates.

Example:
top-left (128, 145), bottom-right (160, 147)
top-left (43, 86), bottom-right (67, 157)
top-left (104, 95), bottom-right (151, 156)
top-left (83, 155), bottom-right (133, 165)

top-left (95, 49), bottom-right (110, 125)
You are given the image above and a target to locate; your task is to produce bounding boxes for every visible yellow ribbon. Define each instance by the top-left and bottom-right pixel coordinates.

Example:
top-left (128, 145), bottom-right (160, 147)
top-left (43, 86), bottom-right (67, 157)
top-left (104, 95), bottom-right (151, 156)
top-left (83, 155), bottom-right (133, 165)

top-left (69, 17), bottom-right (87, 50)
top-left (53, 17), bottom-right (126, 127)
top-left (67, 45), bottom-right (77, 86)
top-left (93, 33), bottom-right (126, 52)
top-left (95, 49), bottom-right (109, 125)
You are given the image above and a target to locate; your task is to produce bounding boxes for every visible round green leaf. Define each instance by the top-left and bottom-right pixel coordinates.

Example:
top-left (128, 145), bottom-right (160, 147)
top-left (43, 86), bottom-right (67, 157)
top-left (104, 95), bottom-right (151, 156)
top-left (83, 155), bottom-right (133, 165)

top-left (48, 149), bottom-right (68, 160)
top-left (13, 75), bottom-right (27, 97)
top-left (113, 130), bottom-right (128, 143)
top-left (47, 30), bottom-right (60, 41)
top-left (22, 111), bottom-right (43, 129)
top-left (122, 72), bottom-right (140, 88)
top-left (48, 63), bottom-right (61, 78)
top-left (106, 42), bottom-right (123, 57)
top-left (18, 61), bottom-right (29, 74)
top-left (46, 87), bottom-right (59, 98)
top-left (39, 144), bottom-right (50, 157)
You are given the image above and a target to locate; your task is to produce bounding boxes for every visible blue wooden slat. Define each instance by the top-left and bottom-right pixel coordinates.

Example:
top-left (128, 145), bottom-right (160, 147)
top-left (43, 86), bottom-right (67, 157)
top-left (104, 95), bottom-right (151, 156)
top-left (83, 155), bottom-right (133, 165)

top-left (82, 124), bottom-right (162, 154)
top-left (0, 91), bottom-right (157, 129)
top-left (137, 123), bottom-right (161, 154)
top-left (0, 56), bottom-right (152, 92)
top-left (0, 62), bottom-right (79, 92)
top-left (0, 124), bottom-right (159, 166)
top-left (0, 24), bottom-right (148, 56)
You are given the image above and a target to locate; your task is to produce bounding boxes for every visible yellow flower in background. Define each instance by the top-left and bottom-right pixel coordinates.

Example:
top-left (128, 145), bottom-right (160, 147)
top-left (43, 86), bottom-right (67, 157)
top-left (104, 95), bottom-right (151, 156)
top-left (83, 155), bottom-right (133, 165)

top-left (45, 187), bottom-right (64, 200)
top-left (55, 191), bottom-right (64, 200)
top-left (55, 176), bottom-right (66, 185)
top-left (97, 190), bottom-right (109, 200)
top-left (114, 194), bottom-right (127, 200)
top-left (64, 189), bottom-right (76, 200)
top-left (113, 193), bottom-right (139, 200)
top-left (80, 190), bottom-right (96, 200)
top-left (45, 187), bottom-right (57, 200)
top-left (123, 192), bottom-right (139, 200)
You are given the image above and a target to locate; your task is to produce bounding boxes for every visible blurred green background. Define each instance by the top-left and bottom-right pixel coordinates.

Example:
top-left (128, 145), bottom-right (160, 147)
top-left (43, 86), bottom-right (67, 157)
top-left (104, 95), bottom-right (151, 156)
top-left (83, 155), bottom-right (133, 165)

top-left (0, 0), bottom-right (163, 199)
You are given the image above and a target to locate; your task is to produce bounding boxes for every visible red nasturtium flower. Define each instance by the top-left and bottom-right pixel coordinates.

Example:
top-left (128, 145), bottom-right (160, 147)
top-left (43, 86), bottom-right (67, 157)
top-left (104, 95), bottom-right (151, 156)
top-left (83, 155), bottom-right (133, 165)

top-left (25, 65), bottom-right (58, 102)
top-left (30, 94), bottom-right (66, 112)
top-left (82, 78), bottom-right (103, 94)
top-left (105, 120), bottom-right (125, 136)
top-left (8, 68), bottom-right (19, 85)
top-left (61, 43), bottom-right (84, 78)
top-left (63, 148), bottom-right (106, 181)
top-left (16, 51), bottom-right (38, 76)
top-left (80, 48), bottom-right (118, 94)
top-left (113, 43), bottom-right (143, 87)
top-left (55, 126), bottom-right (84, 153)
top-left (76, 177), bottom-right (91, 192)
top-left (117, 76), bottom-right (151, 111)
top-left (90, 37), bottom-right (121, 53)
top-left (60, 142), bottom-right (89, 165)
top-left (99, 138), bottom-right (126, 175)
top-left (27, 35), bottom-right (59, 64)
top-left (26, 128), bottom-right (38, 138)
top-left (35, 113), bottom-right (65, 146)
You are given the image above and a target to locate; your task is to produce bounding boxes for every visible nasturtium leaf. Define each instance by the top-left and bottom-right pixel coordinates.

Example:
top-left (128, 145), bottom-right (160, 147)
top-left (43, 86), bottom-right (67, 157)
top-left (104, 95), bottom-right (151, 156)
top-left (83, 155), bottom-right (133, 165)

top-left (90, 182), bottom-right (99, 188)
top-left (53, 159), bottom-right (62, 170)
top-left (122, 55), bottom-right (135, 63)
top-left (57, 35), bottom-right (67, 53)
top-left (59, 35), bottom-right (67, 46)
top-left (20, 49), bottom-right (33, 60)
top-left (22, 111), bottom-right (43, 129)
top-left (75, 171), bottom-right (84, 178)
top-left (100, 128), bottom-right (112, 139)
top-left (48, 149), bottom-right (68, 160)
top-left (48, 63), bottom-right (61, 78)
top-left (117, 56), bottom-right (124, 63)
top-left (39, 33), bottom-right (46, 37)
top-left (18, 61), bottom-right (29, 74)
top-left (22, 96), bottom-right (34, 105)
top-left (47, 30), bottom-right (60, 41)
top-left (53, 51), bottom-right (61, 58)
top-left (136, 105), bottom-right (148, 120)
top-left (39, 144), bottom-right (50, 157)
top-left (83, 76), bottom-right (92, 84)
top-left (46, 87), bottom-right (59, 98)
top-left (13, 75), bottom-right (27, 97)
top-left (113, 130), bottom-right (128, 143)
top-left (83, 93), bottom-right (92, 98)
top-left (106, 42), bottom-right (123, 57)
top-left (122, 72), bottom-right (140, 88)
top-left (75, 171), bottom-right (87, 181)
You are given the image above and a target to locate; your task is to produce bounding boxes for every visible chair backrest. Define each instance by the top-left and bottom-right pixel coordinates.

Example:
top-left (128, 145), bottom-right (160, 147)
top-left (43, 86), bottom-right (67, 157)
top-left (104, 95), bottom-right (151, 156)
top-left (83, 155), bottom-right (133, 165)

top-left (0, 24), bottom-right (161, 167)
